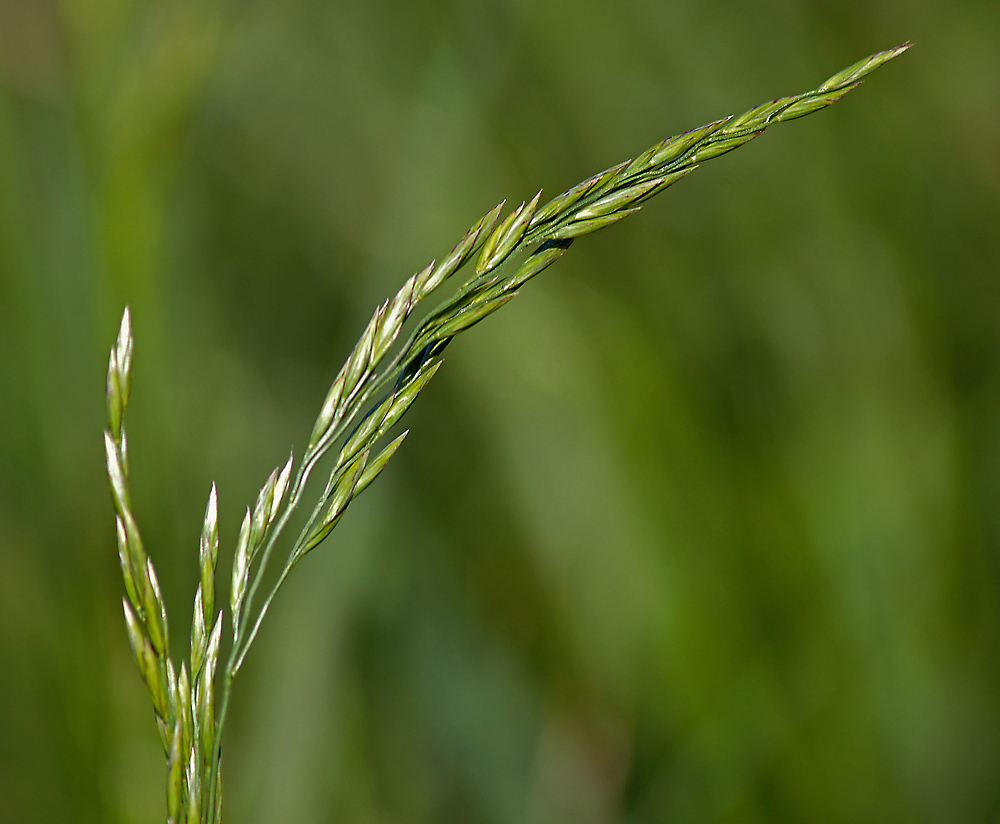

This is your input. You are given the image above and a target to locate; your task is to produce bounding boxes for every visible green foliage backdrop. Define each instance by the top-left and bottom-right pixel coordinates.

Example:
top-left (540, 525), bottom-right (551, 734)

top-left (1, 1), bottom-right (997, 822)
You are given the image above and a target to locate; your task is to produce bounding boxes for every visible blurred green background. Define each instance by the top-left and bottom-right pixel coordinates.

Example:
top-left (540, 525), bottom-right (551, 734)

top-left (1, 1), bottom-right (998, 822)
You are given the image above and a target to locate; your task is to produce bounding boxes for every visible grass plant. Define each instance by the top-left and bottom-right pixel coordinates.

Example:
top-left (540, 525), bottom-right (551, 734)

top-left (103, 43), bottom-right (909, 823)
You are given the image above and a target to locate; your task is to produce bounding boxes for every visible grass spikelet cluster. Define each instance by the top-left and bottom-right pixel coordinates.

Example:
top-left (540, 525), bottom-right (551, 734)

top-left (106, 309), bottom-right (223, 824)
top-left (104, 43), bottom-right (908, 822)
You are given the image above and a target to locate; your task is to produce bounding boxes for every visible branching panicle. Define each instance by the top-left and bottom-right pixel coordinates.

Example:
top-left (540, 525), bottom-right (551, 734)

top-left (104, 44), bottom-right (908, 823)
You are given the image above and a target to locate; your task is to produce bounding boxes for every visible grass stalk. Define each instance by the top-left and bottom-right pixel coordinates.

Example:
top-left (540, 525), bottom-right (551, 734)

top-left (103, 43), bottom-right (909, 823)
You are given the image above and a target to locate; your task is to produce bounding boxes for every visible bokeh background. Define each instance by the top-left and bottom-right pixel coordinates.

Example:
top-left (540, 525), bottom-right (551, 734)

top-left (1, 1), bottom-right (998, 822)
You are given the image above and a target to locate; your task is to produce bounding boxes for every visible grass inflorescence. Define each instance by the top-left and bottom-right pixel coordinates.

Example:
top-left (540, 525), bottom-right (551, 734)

top-left (103, 43), bottom-right (908, 823)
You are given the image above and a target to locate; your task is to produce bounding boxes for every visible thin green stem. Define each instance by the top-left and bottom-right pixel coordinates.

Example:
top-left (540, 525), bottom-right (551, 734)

top-left (204, 671), bottom-right (230, 824)
top-left (232, 563), bottom-right (294, 675)
top-left (204, 475), bottom-right (302, 822)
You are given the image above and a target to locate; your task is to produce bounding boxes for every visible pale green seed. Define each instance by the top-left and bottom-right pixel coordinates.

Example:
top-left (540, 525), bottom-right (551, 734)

top-left (354, 431), bottom-right (408, 496)
top-left (688, 131), bottom-right (762, 163)
top-left (573, 177), bottom-right (665, 221)
top-left (775, 83), bottom-right (861, 121)
top-left (143, 558), bottom-right (169, 657)
top-left (338, 394), bottom-right (394, 467)
top-left (230, 509), bottom-right (252, 633)
top-left (476, 191), bottom-right (542, 276)
top-left (817, 42), bottom-right (910, 93)
top-left (650, 117), bottom-right (731, 168)
top-left (377, 360), bottom-right (442, 438)
top-left (168, 721), bottom-right (183, 822)
top-left (104, 431), bottom-right (130, 515)
top-left (190, 584), bottom-right (206, 677)
top-left (548, 208), bottom-right (639, 240)
top-left (116, 517), bottom-right (140, 611)
top-left (422, 201), bottom-right (505, 296)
